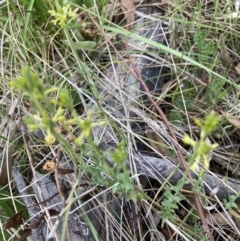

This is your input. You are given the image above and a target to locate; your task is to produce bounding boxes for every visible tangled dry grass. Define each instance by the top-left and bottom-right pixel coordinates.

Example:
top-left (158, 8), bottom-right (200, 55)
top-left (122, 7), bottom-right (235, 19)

top-left (1, 0), bottom-right (240, 240)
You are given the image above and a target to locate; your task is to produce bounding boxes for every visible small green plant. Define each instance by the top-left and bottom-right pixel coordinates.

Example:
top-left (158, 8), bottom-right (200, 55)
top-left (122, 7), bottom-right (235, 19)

top-left (10, 66), bottom-right (135, 197)
top-left (161, 182), bottom-right (185, 222)
top-left (161, 112), bottom-right (218, 225)
top-left (193, 28), bottom-right (215, 65)
top-left (48, 3), bottom-right (78, 28)
top-left (223, 194), bottom-right (240, 210)
top-left (183, 113), bottom-right (220, 170)
top-left (203, 77), bottom-right (228, 105)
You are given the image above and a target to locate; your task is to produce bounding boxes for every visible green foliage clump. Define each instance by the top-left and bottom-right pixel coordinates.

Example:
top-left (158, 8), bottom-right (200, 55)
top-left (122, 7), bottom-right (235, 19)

top-left (11, 66), bottom-right (135, 198)
top-left (48, 3), bottom-right (78, 27)
top-left (183, 113), bottom-right (220, 170)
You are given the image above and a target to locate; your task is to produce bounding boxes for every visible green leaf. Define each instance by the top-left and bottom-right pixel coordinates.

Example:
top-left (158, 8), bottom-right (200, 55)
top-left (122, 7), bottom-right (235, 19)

top-left (10, 66), bottom-right (45, 99)
top-left (183, 134), bottom-right (195, 146)
top-left (73, 41), bottom-right (97, 50)
top-left (58, 89), bottom-right (72, 108)
top-left (203, 113), bottom-right (219, 135)
top-left (169, 109), bottom-right (182, 125)
top-left (112, 141), bottom-right (128, 165)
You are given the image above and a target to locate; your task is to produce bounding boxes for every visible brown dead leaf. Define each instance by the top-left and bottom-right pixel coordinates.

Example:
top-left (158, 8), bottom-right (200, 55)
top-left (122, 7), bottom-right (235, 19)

top-left (26, 213), bottom-right (45, 229)
top-left (15, 213), bottom-right (46, 241)
top-left (48, 209), bottom-right (60, 216)
top-left (81, 193), bottom-right (93, 202)
top-left (147, 132), bottom-right (169, 155)
top-left (3, 210), bottom-right (24, 229)
top-left (16, 229), bottom-right (31, 241)
top-left (121, 0), bottom-right (135, 27)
